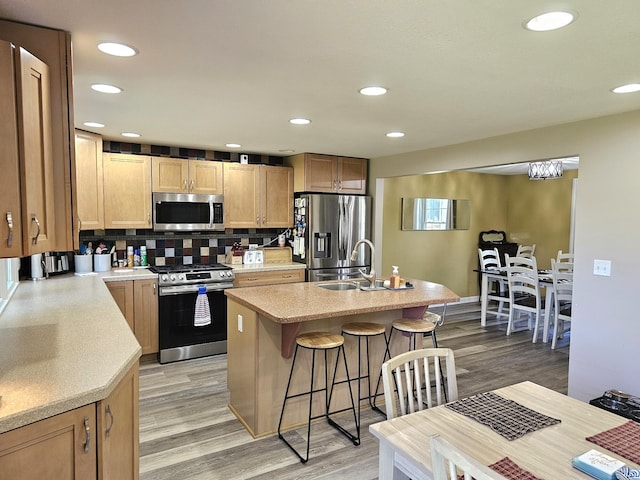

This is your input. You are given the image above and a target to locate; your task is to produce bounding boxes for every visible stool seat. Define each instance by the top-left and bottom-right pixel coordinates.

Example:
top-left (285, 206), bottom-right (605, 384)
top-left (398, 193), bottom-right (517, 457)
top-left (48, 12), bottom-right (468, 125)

top-left (296, 332), bottom-right (344, 349)
top-left (342, 322), bottom-right (386, 336)
top-left (392, 318), bottom-right (437, 334)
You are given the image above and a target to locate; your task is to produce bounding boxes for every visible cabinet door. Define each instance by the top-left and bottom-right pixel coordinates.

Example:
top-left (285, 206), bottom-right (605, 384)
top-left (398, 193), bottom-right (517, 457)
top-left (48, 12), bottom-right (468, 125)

top-left (224, 163), bottom-right (260, 228)
top-left (103, 153), bottom-right (152, 229)
top-left (261, 165), bottom-right (293, 228)
top-left (133, 278), bottom-right (159, 354)
top-left (190, 159), bottom-right (223, 194)
top-left (106, 281), bottom-right (135, 331)
top-left (304, 153), bottom-right (338, 192)
top-left (74, 130), bottom-right (104, 232)
top-left (338, 157), bottom-right (367, 194)
top-left (97, 363), bottom-right (139, 480)
top-left (0, 404), bottom-right (97, 480)
top-left (151, 157), bottom-right (188, 193)
top-left (15, 46), bottom-right (56, 254)
top-left (0, 40), bottom-right (23, 258)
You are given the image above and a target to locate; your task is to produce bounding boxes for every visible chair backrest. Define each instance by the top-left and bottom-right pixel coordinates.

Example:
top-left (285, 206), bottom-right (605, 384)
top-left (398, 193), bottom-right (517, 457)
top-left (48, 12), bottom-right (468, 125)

top-left (478, 248), bottom-right (502, 270)
top-left (551, 259), bottom-right (573, 318)
top-left (556, 250), bottom-right (574, 272)
top-left (505, 254), bottom-right (541, 311)
top-left (430, 435), bottom-right (509, 480)
top-left (382, 348), bottom-right (458, 420)
top-left (516, 244), bottom-right (536, 259)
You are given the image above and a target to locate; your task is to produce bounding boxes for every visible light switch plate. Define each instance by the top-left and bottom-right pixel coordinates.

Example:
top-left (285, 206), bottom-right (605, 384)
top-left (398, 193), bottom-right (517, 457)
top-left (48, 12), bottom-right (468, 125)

top-left (593, 259), bottom-right (612, 276)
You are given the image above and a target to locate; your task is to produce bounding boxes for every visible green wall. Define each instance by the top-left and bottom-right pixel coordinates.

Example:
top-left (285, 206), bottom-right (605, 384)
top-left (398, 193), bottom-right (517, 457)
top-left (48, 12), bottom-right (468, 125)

top-left (382, 169), bottom-right (578, 297)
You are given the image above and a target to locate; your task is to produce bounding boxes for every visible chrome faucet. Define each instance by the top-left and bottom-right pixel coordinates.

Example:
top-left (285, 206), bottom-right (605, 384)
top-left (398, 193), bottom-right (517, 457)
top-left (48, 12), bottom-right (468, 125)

top-left (350, 239), bottom-right (376, 288)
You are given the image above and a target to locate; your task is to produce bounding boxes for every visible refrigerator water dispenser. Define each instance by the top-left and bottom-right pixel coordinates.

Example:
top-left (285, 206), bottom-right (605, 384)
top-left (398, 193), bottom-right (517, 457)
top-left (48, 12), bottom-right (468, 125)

top-left (314, 232), bottom-right (332, 258)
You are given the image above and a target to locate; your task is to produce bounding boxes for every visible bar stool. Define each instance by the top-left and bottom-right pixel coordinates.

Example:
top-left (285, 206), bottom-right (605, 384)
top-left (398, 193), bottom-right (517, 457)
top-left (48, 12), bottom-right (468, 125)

top-left (338, 322), bottom-right (389, 433)
top-left (277, 331), bottom-right (359, 464)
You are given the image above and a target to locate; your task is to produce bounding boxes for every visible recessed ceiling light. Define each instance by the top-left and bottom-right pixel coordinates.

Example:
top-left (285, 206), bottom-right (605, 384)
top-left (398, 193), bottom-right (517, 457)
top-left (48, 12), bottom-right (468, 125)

top-left (97, 42), bottom-right (138, 57)
top-left (83, 122), bottom-right (105, 128)
top-left (612, 83), bottom-right (640, 94)
top-left (359, 86), bottom-right (388, 96)
top-left (289, 118), bottom-right (311, 125)
top-left (386, 131), bottom-right (405, 138)
top-left (91, 83), bottom-right (122, 94)
top-left (278, 149), bottom-right (295, 153)
top-left (121, 132), bottom-right (140, 138)
top-left (226, 143), bottom-right (242, 148)
top-left (525, 11), bottom-right (575, 31)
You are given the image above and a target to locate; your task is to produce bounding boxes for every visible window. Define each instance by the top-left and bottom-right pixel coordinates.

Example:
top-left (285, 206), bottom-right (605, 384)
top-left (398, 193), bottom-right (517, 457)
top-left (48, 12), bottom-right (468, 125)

top-left (0, 257), bottom-right (20, 315)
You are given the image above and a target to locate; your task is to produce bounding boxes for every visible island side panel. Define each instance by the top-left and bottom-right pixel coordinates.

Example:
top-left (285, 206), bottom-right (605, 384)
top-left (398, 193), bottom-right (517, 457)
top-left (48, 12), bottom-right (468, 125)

top-left (254, 309), bottom-right (407, 437)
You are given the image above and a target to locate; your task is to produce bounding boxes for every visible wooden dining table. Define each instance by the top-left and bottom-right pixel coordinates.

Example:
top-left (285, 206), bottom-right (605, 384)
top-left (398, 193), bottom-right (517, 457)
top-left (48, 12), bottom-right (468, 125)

top-left (369, 381), bottom-right (637, 479)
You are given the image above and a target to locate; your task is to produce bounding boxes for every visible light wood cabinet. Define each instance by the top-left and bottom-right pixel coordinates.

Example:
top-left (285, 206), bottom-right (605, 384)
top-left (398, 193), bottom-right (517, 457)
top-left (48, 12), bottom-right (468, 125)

top-left (74, 130), bottom-right (104, 233)
top-left (97, 363), bottom-right (139, 480)
top-left (133, 279), bottom-right (159, 354)
top-left (107, 279), bottom-right (158, 355)
top-left (103, 153), bottom-right (152, 229)
top-left (152, 157), bottom-right (223, 194)
top-left (285, 153), bottom-right (368, 194)
top-left (234, 268), bottom-right (304, 287)
top-left (0, 404), bottom-right (97, 480)
top-left (223, 163), bottom-right (293, 229)
top-left (0, 40), bottom-right (56, 257)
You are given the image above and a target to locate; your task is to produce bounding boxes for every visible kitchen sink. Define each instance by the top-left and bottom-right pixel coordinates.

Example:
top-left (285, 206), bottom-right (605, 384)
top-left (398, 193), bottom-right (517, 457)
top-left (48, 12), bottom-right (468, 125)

top-left (316, 282), bottom-right (359, 291)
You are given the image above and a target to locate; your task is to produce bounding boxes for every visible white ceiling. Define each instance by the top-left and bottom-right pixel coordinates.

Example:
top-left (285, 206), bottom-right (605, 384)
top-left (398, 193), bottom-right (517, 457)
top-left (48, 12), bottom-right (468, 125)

top-left (1, 1), bottom-right (639, 160)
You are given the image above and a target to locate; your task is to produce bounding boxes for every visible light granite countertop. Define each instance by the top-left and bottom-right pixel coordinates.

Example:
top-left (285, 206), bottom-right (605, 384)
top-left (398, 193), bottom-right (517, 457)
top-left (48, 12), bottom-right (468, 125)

top-left (225, 278), bottom-right (460, 324)
top-left (0, 273), bottom-right (143, 434)
top-left (225, 262), bottom-right (306, 273)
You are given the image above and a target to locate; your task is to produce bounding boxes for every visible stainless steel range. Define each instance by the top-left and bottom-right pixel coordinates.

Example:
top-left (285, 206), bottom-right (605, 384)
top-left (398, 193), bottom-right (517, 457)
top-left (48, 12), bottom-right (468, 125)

top-left (150, 263), bottom-right (235, 364)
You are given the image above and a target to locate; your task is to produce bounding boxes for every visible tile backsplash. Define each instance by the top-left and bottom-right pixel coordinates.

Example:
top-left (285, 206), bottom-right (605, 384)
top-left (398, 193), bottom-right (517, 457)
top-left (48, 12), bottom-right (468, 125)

top-left (80, 229), bottom-right (287, 266)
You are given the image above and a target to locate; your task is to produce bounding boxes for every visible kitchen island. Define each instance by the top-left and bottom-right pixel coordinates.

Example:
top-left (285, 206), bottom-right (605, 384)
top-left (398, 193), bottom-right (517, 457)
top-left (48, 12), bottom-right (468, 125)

top-left (224, 278), bottom-right (459, 437)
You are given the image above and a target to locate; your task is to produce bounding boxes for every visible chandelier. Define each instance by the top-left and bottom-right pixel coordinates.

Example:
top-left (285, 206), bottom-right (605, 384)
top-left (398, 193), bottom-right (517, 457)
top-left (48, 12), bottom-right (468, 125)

top-left (528, 160), bottom-right (563, 180)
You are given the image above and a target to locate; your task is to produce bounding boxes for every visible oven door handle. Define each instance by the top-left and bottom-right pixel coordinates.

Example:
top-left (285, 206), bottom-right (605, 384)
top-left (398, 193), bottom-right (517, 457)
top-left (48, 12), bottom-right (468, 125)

top-left (159, 283), bottom-right (234, 296)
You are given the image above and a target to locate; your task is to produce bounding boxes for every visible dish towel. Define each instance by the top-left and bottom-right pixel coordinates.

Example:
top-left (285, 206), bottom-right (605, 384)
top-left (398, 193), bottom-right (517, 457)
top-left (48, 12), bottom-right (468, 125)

top-left (194, 286), bottom-right (211, 327)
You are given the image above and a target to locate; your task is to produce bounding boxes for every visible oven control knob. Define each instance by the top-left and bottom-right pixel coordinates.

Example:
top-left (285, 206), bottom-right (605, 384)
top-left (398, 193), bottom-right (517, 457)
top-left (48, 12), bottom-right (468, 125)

top-left (219, 271), bottom-right (225, 278)
top-left (178, 274), bottom-right (185, 281)
top-left (161, 274), bottom-right (168, 282)
top-left (227, 271), bottom-right (232, 277)
top-left (170, 274), bottom-right (176, 281)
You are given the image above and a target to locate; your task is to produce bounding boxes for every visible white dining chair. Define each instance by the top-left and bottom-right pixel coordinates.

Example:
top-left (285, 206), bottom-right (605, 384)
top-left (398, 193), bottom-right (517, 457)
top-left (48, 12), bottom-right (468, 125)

top-left (381, 348), bottom-right (458, 420)
top-left (516, 244), bottom-right (536, 259)
top-left (551, 259), bottom-right (573, 349)
top-left (430, 434), bottom-right (509, 480)
top-left (478, 248), bottom-right (510, 322)
top-left (556, 250), bottom-right (574, 272)
top-left (505, 254), bottom-right (546, 342)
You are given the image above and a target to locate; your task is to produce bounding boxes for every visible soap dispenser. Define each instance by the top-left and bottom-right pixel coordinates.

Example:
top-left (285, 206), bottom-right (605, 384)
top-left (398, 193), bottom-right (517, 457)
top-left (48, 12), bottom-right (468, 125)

top-left (390, 265), bottom-right (400, 288)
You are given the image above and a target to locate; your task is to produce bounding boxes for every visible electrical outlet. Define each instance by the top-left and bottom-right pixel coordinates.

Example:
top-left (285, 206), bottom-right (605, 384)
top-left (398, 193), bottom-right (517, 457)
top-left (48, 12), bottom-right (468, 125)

top-left (238, 314), bottom-right (243, 332)
top-left (593, 259), bottom-right (612, 276)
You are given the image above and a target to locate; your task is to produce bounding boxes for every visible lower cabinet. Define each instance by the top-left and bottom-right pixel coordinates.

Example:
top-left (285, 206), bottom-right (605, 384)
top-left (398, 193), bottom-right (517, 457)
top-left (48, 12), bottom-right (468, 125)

top-left (0, 363), bottom-right (139, 480)
top-left (234, 268), bottom-right (304, 287)
top-left (106, 279), bottom-right (158, 355)
top-left (97, 363), bottom-right (140, 480)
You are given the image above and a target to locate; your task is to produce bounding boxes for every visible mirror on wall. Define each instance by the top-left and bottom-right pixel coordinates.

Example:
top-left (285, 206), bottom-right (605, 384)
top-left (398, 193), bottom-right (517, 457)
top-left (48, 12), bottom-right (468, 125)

top-left (402, 198), bottom-right (471, 231)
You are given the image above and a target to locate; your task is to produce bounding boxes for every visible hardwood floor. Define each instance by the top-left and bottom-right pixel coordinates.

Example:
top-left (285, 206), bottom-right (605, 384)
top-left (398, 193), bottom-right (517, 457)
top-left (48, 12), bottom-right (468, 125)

top-left (139, 302), bottom-right (569, 479)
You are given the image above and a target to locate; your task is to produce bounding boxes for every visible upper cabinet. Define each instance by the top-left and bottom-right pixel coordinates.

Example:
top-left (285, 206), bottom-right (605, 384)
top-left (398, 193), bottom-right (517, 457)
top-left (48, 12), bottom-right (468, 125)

top-left (74, 130), bottom-right (104, 234)
top-left (103, 153), bottom-right (152, 229)
top-left (0, 40), bottom-right (56, 257)
top-left (285, 153), bottom-right (368, 195)
top-left (224, 163), bottom-right (293, 229)
top-left (151, 157), bottom-right (223, 194)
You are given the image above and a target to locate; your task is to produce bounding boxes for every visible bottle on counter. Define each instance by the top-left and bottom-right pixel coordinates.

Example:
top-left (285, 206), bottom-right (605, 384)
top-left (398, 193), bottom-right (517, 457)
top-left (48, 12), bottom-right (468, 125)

top-left (134, 249), bottom-right (141, 267)
top-left (390, 265), bottom-right (401, 289)
top-left (140, 246), bottom-right (147, 266)
top-left (127, 246), bottom-right (134, 267)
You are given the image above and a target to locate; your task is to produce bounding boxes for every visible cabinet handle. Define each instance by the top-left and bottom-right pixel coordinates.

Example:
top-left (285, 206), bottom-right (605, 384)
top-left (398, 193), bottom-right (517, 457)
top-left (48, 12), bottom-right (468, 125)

top-left (333, 180), bottom-right (337, 190)
top-left (153, 282), bottom-right (156, 295)
top-left (256, 215), bottom-right (260, 225)
top-left (6, 212), bottom-right (13, 247)
top-left (105, 404), bottom-right (114, 437)
top-left (31, 214), bottom-right (40, 245)
top-left (147, 213), bottom-right (151, 225)
top-left (338, 180), bottom-right (342, 191)
top-left (190, 179), bottom-right (195, 192)
top-left (262, 215), bottom-right (266, 224)
top-left (183, 179), bottom-right (188, 191)
top-left (282, 274), bottom-right (293, 278)
top-left (83, 416), bottom-right (91, 453)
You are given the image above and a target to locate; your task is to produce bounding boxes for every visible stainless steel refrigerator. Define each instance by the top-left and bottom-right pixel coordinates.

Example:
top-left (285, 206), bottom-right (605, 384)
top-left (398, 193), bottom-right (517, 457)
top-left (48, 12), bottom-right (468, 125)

top-left (292, 193), bottom-right (372, 282)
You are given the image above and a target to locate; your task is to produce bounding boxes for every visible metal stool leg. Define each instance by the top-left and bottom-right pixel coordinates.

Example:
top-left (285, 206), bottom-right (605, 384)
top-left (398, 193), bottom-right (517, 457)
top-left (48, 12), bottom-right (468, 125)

top-left (327, 345), bottom-right (360, 445)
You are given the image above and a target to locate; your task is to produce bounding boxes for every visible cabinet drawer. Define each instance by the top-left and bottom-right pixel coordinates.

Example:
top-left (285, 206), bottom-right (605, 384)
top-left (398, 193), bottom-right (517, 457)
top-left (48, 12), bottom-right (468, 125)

top-left (234, 269), bottom-right (304, 287)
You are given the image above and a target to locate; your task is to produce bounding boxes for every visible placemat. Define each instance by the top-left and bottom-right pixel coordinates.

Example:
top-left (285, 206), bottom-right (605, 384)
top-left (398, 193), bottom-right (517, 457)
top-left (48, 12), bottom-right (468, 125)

top-left (490, 457), bottom-right (544, 480)
top-left (445, 391), bottom-right (561, 441)
top-left (586, 420), bottom-right (640, 465)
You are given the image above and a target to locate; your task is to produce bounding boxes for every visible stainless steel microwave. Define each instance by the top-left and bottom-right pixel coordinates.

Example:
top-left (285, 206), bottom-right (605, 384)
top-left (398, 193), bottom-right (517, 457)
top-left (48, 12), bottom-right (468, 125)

top-left (152, 192), bottom-right (224, 231)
